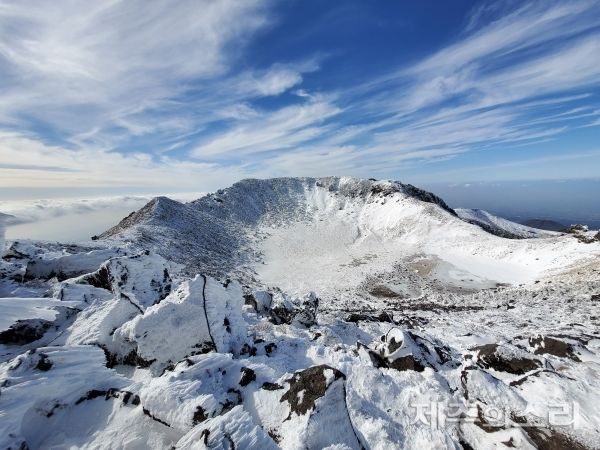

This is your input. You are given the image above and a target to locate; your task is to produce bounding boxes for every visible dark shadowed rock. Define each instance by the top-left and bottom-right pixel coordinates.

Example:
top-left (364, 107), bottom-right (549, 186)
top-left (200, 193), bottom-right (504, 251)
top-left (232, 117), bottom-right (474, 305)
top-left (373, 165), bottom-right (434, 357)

top-left (472, 343), bottom-right (541, 374)
top-left (528, 335), bottom-right (582, 361)
top-left (280, 365), bottom-right (346, 417)
top-left (0, 319), bottom-right (52, 345)
top-left (269, 292), bottom-right (318, 327)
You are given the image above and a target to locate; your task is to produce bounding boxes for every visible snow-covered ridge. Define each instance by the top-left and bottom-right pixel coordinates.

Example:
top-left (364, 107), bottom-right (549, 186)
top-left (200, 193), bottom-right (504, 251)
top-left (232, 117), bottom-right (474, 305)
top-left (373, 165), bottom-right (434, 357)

top-left (98, 176), bottom-right (598, 294)
top-left (97, 177), bottom-right (517, 278)
top-left (455, 208), bottom-right (558, 239)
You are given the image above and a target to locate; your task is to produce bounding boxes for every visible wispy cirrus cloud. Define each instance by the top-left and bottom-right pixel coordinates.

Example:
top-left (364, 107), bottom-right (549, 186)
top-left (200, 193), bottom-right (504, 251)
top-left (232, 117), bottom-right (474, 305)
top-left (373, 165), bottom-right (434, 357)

top-left (1, 0), bottom-right (599, 194)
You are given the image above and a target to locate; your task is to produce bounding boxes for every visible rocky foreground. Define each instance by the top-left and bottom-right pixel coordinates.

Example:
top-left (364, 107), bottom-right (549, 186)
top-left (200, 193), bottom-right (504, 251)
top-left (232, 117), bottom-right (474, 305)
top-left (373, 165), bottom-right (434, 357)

top-left (1, 177), bottom-right (599, 449)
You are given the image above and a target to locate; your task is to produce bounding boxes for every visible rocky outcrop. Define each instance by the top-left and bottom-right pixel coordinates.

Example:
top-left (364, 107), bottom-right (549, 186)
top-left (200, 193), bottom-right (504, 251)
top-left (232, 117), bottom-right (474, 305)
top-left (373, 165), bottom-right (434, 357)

top-left (255, 364), bottom-right (363, 449)
top-left (24, 249), bottom-right (120, 281)
top-left (269, 291), bottom-right (318, 327)
top-left (0, 319), bottom-right (52, 345)
top-left (471, 343), bottom-right (542, 374)
top-left (77, 252), bottom-right (175, 309)
top-left (528, 335), bottom-right (583, 361)
top-left (365, 328), bottom-right (457, 372)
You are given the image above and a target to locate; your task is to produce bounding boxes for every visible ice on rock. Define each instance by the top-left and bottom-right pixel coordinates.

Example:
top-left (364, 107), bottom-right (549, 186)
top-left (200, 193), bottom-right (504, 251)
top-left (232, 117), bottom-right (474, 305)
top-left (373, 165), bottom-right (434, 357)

top-left (112, 275), bottom-right (247, 372)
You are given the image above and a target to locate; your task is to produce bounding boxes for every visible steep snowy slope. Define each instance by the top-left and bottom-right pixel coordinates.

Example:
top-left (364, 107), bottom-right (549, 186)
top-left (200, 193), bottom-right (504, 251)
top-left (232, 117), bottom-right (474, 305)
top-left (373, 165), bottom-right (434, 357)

top-left (1, 177), bottom-right (599, 450)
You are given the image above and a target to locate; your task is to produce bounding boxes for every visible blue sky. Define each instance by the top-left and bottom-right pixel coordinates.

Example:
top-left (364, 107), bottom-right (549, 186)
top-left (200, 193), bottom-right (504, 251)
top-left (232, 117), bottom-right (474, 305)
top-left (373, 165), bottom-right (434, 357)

top-left (1, 0), bottom-right (599, 198)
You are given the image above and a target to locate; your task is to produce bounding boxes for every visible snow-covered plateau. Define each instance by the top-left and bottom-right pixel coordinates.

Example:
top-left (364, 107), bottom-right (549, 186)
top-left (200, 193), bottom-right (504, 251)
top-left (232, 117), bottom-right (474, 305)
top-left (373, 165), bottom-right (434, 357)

top-left (1, 177), bottom-right (599, 449)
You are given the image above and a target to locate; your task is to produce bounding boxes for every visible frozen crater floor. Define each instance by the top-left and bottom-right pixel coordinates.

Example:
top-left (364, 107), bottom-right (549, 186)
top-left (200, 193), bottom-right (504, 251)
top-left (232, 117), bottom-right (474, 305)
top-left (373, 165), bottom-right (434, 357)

top-left (1, 177), bottom-right (600, 449)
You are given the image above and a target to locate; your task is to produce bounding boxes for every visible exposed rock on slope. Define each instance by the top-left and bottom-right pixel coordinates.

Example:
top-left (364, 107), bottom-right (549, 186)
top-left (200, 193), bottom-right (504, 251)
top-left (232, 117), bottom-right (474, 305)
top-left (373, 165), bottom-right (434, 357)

top-left (99, 196), bottom-right (245, 278)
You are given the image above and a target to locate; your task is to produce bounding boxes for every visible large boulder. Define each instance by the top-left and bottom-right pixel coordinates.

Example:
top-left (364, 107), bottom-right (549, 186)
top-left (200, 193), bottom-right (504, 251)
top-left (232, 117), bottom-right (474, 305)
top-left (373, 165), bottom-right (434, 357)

top-left (111, 275), bottom-right (247, 372)
top-left (471, 343), bottom-right (542, 375)
top-left (363, 328), bottom-right (457, 372)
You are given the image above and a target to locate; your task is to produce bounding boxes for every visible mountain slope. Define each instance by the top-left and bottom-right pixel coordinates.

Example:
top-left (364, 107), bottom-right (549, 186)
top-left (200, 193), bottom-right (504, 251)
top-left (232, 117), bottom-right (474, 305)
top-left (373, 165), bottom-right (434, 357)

top-left (98, 177), bottom-right (597, 300)
top-left (99, 177), bottom-right (462, 278)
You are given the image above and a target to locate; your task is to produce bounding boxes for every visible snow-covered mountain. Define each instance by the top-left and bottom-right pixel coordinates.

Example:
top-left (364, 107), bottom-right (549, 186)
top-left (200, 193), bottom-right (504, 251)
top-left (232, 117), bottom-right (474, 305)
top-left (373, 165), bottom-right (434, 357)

top-left (1, 177), bottom-right (600, 449)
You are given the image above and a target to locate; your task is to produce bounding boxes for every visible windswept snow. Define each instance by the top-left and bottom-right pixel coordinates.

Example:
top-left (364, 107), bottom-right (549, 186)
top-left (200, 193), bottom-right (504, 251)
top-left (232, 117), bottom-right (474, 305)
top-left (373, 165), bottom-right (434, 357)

top-left (1, 177), bottom-right (599, 449)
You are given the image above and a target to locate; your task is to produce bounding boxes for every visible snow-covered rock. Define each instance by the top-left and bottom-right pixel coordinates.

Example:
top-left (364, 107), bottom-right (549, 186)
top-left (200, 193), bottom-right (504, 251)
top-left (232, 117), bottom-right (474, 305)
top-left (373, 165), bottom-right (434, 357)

top-left (1, 177), bottom-right (599, 449)
top-left (269, 291), bottom-right (319, 327)
top-left (0, 346), bottom-right (129, 449)
top-left (175, 405), bottom-right (278, 449)
top-left (254, 364), bottom-right (363, 449)
top-left (24, 248), bottom-right (121, 280)
top-left (0, 298), bottom-right (80, 346)
top-left (77, 251), bottom-right (177, 309)
top-left (111, 275), bottom-right (247, 372)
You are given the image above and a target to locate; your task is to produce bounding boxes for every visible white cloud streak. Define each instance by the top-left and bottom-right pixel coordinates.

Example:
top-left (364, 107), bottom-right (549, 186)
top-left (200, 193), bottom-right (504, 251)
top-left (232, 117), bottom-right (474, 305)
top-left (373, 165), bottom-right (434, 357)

top-left (1, 0), bottom-right (599, 191)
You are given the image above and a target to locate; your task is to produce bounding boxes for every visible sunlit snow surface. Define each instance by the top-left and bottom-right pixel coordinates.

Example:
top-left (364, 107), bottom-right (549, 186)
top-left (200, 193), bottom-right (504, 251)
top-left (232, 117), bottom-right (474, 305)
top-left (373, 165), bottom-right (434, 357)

top-left (1, 177), bottom-right (599, 449)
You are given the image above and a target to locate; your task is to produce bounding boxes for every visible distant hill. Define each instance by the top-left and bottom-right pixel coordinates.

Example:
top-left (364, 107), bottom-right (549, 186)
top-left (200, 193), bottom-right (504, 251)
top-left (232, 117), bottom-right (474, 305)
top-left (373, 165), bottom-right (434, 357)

top-left (521, 219), bottom-right (566, 232)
